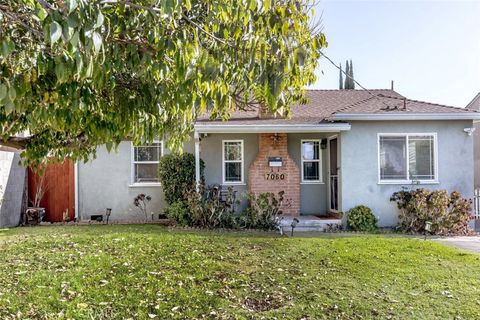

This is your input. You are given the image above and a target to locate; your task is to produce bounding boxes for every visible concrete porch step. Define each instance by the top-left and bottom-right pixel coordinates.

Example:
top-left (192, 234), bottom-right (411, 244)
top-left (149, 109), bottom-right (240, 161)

top-left (280, 216), bottom-right (342, 232)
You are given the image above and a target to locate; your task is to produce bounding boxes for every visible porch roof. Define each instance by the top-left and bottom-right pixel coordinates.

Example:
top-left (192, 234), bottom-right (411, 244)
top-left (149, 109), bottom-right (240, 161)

top-left (195, 89), bottom-right (480, 132)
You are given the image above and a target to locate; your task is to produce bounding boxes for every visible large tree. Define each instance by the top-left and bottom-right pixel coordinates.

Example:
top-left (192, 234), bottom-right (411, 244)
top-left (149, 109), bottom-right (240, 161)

top-left (0, 0), bottom-right (326, 166)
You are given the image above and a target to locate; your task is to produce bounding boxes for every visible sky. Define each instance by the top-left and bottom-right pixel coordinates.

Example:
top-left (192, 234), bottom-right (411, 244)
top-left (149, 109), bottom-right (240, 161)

top-left (310, 0), bottom-right (480, 108)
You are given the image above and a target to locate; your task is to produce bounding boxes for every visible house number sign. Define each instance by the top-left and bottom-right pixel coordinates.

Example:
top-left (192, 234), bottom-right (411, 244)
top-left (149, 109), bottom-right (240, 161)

top-left (265, 172), bottom-right (286, 180)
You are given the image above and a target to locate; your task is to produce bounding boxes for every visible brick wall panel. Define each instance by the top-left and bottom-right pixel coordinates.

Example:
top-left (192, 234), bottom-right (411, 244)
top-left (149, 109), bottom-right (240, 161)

top-left (248, 133), bottom-right (300, 216)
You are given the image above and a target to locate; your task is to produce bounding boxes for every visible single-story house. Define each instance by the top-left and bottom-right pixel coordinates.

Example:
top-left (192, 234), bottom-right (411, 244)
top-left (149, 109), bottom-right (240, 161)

top-left (70, 89), bottom-right (480, 227)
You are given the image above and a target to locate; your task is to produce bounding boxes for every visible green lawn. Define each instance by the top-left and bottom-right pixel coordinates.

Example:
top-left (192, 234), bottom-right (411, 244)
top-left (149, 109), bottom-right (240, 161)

top-left (0, 226), bottom-right (479, 319)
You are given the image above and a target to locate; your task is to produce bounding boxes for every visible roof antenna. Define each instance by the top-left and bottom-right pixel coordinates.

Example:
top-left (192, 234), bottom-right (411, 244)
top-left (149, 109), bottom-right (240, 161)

top-left (391, 80), bottom-right (394, 91)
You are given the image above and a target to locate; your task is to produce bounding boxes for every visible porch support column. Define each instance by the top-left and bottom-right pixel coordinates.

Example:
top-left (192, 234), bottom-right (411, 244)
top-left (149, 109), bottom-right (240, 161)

top-left (194, 131), bottom-right (201, 191)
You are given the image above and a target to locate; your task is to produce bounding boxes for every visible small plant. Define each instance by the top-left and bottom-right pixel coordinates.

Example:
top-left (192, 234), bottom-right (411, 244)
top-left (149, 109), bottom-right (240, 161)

top-left (30, 169), bottom-right (49, 208)
top-left (134, 193), bottom-right (152, 221)
top-left (346, 205), bottom-right (377, 232)
top-left (184, 185), bottom-right (238, 229)
top-left (165, 201), bottom-right (190, 226)
top-left (239, 191), bottom-right (285, 230)
top-left (391, 188), bottom-right (472, 235)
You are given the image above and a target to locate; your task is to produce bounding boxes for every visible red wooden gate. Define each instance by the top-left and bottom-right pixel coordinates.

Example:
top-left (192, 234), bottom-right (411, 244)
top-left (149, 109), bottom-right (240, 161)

top-left (28, 160), bottom-right (75, 222)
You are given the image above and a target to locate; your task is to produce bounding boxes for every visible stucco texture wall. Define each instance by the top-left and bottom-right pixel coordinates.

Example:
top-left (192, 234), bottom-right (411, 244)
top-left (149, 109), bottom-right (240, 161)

top-left (78, 142), bottom-right (170, 221)
top-left (288, 133), bottom-right (330, 215)
top-left (199, 133), bottom-right (258, 211)
top-left (472, 122), bottom-right (480, 189)
top-left (0, 151), bottom-right (26, 227)
top-left (341, 120), bottom-right (474, 227)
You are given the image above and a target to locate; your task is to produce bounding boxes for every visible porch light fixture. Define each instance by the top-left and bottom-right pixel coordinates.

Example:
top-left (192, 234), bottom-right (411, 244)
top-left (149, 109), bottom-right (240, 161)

top-left (291, 217), bottom-right (300, 236)
top-left (320, 138), bottom-right (327, 150)
top-left (464, 128), bottom-right (475, 136)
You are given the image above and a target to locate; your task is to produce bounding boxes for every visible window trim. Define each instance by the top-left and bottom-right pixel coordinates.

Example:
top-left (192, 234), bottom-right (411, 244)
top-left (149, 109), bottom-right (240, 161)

top-left (301, 139), bottom-right (323, 184)
top-left (222, 139), bottom-right (244, 185)
top-left (377, 133), bottom-right (439, 185)
top-left (130, 141), bottom-right (163, 187)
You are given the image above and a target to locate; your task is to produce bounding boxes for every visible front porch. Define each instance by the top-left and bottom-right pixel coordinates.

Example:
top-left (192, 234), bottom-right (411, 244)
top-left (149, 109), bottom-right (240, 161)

top-left (192, 123), bottom-right (349, 216)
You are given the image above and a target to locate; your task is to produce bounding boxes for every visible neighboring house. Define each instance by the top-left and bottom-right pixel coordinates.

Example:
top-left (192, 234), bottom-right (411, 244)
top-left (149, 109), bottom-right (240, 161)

top-left (72, 89), bottom-right (479, 227)
top-left (466, 92), bottom-right (480, 189)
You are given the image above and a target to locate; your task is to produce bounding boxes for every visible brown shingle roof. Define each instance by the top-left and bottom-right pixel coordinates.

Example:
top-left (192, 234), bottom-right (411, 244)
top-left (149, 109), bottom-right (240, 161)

top-left (466, 92), bottom-right (480, 111)
top-left (197, 89), bottom-right (474, 125)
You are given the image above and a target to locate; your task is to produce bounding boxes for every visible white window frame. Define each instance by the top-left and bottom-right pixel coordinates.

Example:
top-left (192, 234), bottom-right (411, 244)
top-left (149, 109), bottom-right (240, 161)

top-left (301, 139), bottom-right (323, 184)
top-left (377, 133), bottom-right (439, 185)
top-left (130, 141), bottom-right (163, 187)
top-left (222, 140), bottom-right (244, 185)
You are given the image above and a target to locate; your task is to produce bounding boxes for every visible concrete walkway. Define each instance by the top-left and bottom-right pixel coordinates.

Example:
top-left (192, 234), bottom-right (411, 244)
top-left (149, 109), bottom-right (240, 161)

top-left (432, 236), bottom-right (480, 253)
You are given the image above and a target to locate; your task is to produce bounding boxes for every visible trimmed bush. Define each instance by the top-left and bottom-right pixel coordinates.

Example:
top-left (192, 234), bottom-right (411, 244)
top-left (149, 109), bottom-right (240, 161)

top-left (391, 188), bottom-right (472, 235)
top-left (346, 205), bottom-right (377, 232)
top-left (164, 201), bottom-right (190, 226)
top-left (158, 153), bottom-right (205, 205)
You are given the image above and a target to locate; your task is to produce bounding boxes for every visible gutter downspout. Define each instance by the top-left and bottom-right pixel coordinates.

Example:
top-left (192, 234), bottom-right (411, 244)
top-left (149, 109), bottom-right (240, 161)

top-left (194, 131), bottom-right (201, 191)
top-left (74, 161), bottom-right (79, 221)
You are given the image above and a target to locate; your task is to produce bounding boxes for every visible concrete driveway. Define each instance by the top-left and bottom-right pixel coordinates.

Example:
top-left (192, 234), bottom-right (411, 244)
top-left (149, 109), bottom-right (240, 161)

top-left (433, 236), bottom-right (480, 253)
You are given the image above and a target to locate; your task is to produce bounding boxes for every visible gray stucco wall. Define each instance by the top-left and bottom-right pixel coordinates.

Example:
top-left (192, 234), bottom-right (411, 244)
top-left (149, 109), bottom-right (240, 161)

top-left (473, 122), bottom-right (480, 189)
top-left (0, 152), bottom-right (26, 227)
top-left (341, 120), bottom-right (474, 227)
top-left (78, 134), bottom-right (258, 220)
top-left (78, 142), bottom-right (169, 221)
top-left (288, 133), bottom-right (329, 215)
top-left (199, 133), bottom-right (258, 211)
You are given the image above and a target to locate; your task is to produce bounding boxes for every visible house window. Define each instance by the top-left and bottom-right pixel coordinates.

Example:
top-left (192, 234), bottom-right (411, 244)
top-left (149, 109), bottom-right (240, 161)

top-left (223, 140), bottom-right (243, 184)
top-left (132, 142), bottom-right (162, 184)
top-left (379, 134), bottom-right (437, 183)
top-left (301, 140), bottom-right (322, 182)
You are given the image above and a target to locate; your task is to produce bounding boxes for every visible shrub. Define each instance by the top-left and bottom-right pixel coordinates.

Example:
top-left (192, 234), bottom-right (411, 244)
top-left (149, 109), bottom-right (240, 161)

top-left (133, 193), bottom-right (152, 221)
top-left (164, 201), bottom-right (190, 226)
top-left (183, 185), bottom-right (238, 229)
top-left (238, 191), bottom-right (285, 231)
top-left (166, 185), bottom-right (284, 231)
top-left (346, 205), bottom-right (377, 232)
top-left (158, 153), bottom-right (205, 205)
top-left (391, 188), bottom-right (472, 235)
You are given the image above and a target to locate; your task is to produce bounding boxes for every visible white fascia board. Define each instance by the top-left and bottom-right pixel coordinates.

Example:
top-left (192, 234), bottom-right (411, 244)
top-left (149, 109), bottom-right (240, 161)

top-left (194, 123), bottom-right (351, 133)
top-left (331, 113), bottom-right (480, 121)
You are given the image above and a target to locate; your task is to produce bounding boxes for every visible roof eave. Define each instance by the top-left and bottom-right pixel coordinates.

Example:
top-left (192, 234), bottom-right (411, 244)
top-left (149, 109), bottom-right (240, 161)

top-left (331, 113), bottom-right (480, 121)
top-left (194, 123), bottom-right (351, 133)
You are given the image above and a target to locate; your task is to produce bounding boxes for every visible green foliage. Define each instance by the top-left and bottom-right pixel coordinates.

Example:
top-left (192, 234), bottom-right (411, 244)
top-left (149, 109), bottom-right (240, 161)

top-left (391, 188), bottom-right (472, 235)
top-left (239, 191), bottom-right (284, 230)
top-left (344, 59), bottom-right (350, 89)
top-left (346, 205), bottom-right (377, 232)
top-left (338, 62), bottom-right (343, 89)
top-left (343, 59), bottom-right (355, 89)
top-left (166, 187), bottom-right (283, 231)
top-left (158, 152), bottom-right (204, 205)
top-left (0, 1), bottom-right (326, 166)
top-left (349, 59), bottom-right (355, 89)
top-left (164, 201), bottom-right (190, 227)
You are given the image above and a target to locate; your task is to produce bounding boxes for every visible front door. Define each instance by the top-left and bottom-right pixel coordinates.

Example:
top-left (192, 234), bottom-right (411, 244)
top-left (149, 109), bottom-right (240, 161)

top-left (328, 137), bottom-right (339, 212)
